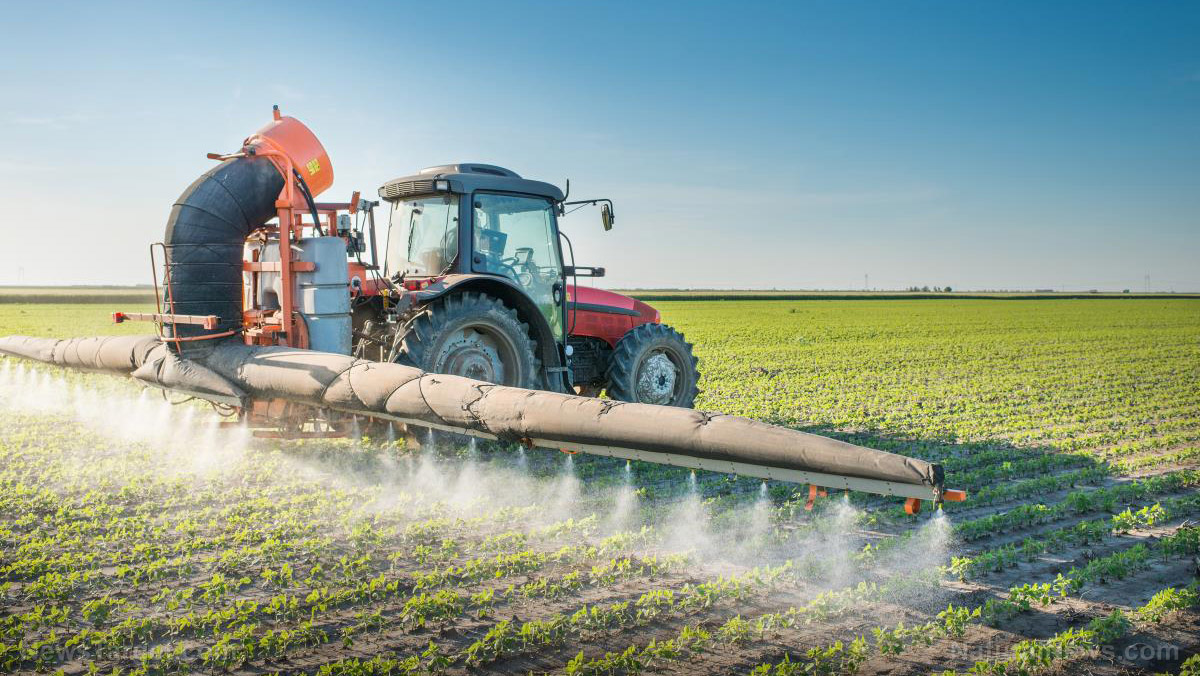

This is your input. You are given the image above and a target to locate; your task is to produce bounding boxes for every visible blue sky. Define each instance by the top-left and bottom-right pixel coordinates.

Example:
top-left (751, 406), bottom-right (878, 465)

top-left (1, 1), bottom-right (1196, 290)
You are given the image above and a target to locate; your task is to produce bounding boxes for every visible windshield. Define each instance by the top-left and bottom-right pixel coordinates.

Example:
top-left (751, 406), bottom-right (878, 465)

top-left (385, 195), bottom-right (460, 277)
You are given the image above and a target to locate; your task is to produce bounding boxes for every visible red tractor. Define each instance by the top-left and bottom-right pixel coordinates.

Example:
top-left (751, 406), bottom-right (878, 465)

top-left (348, 163), bottom-right (699, 407)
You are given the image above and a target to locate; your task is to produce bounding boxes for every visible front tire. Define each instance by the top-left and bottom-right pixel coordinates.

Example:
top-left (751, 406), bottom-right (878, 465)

top-left (605, 323), bottom-right (699, 408)
top-left (397, 292), bottom-right (541, 388)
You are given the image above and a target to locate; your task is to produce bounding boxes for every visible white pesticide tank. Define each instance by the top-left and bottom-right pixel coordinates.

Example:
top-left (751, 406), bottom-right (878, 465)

top-left (245, 238), bottom-right (351, 354)
top-left (295, 237), bottom-right (352, 355)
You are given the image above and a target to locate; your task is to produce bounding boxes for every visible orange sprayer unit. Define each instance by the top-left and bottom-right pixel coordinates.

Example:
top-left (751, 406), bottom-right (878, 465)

top-left (233, 108), bottom-right (337, 350)
top-left (117, 106), bottom-right (368, 355)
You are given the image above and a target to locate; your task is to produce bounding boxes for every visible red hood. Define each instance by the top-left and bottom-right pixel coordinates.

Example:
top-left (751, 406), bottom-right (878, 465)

top-left (568, 285), bottom-right (659, 323)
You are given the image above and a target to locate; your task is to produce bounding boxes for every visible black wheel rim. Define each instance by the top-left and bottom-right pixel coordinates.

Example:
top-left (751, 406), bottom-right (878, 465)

top-left (434, 321), bottom-right (523, 386)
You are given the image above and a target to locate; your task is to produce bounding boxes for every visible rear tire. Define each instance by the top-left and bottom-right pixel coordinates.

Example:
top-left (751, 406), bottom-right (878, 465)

top-left (605, 323), bottom-right (699, 408)
top-left (397, 292), bottom-right (541, 389)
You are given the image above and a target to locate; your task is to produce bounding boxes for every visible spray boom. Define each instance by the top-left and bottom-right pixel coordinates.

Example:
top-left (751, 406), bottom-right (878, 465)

top-left (0, 335), bottom-right (965, 511)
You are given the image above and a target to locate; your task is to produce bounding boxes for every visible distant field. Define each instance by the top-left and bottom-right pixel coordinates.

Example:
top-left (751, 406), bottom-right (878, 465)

top-left (3, 285), bottom-right (1196, 305)
top-left (618, 289), bottom-right (1200, 301)
top-left (0, 286), bottom-right (156, 304)
top-left (0, 285), bottom-right (155, 295)
top-left (0, 303), bottom-right (157, 337)
top-left (1, 297), bottom-right (1198, 674)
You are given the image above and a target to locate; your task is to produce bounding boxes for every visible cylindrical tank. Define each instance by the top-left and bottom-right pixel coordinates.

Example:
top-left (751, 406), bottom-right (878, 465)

top-left (249, 237), bottom-right (351, 354)
top-left (295, 237), bottom-right (351, 355)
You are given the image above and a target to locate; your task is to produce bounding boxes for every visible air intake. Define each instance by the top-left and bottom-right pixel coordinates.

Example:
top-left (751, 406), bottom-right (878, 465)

top-left (378, 179), bottom-right (436, 200)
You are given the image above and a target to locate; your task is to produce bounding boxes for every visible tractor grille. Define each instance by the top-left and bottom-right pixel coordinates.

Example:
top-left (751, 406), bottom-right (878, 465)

top-left (378, 179), bottom-right (436, 201)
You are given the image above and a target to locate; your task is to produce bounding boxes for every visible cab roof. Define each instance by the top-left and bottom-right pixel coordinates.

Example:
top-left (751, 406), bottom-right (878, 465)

top-left (378, 163), bottom-right (565, 202)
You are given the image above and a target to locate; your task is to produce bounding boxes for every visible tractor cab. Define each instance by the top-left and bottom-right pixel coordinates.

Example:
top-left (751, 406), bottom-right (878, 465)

top-left (365, 164), bottom-right (699, 407)
top-left (380, 164), bottom-right (567, 341)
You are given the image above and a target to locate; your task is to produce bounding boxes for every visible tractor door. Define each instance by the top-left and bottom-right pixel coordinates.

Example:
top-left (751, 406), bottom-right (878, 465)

top-left (470, 193), bottom-right (566, 341)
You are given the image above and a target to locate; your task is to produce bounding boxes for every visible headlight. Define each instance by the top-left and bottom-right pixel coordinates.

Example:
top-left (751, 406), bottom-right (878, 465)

top-left (434, 179), bottom-right (450, 192)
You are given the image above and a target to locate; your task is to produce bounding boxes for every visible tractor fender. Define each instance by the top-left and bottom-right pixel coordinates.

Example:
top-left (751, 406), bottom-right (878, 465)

top-left (407, 274), bottom-right (569, 393)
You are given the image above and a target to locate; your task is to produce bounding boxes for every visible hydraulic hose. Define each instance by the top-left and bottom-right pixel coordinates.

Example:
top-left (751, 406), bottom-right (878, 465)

top-left (292, 168), bottom-right (325, 236)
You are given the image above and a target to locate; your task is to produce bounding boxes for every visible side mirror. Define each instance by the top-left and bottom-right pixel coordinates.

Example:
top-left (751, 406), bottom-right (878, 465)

top-left (601, 203), bottom-right (614, 231)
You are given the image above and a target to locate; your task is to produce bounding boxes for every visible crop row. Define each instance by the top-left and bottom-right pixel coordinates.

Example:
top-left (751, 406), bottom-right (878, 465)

top-left (948, 492), bottom-right (1200, 579)
top-left (0, 534), bottom-right (671, 672)
top-left (855, 471), bottom-right (1200, 569)
top-left (561, 570), bottom-right (945, 675)
top-left (747, 528), bottom-right (1200, 676)
top-left (950, 469), bottom-right (1200, 541)
top-left (558, 524), bottom-right (1200, 676)
top-left (311, 567), bottom-right (941, 676)
top-left (939, 582), bottom-right (1200, 675)
top-left (306, 561), bottom-right (804, 676)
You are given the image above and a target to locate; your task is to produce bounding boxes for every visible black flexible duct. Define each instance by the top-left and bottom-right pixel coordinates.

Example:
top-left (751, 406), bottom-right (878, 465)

top-left (162, 157), bottom-right (284, 355)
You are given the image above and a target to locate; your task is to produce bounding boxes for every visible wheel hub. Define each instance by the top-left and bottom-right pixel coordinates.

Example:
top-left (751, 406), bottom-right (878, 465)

top-left (438, 328), bottom-right (506, 384)
top-left (636, 352), bottom-right (678, 405)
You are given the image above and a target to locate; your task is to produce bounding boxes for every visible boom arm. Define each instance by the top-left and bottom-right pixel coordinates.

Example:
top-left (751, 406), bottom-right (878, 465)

top-left (0, 335), bottom-right (964, 510)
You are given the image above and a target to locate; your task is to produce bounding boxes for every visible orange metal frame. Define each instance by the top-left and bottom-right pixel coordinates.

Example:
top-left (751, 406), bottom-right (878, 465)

top-left (238, 186), bottom-right (361, 349)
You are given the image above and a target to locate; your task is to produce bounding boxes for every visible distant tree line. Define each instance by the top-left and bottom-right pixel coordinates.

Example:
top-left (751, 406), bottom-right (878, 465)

top-left (906, 286), bottom-right (953, 293)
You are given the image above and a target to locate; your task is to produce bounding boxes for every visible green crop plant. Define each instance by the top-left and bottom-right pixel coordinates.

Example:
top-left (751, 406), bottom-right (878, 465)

top-left (1137, 582), bottom-right (1200, 624)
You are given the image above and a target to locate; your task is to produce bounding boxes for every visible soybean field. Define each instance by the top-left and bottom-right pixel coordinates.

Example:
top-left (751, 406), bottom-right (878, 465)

top-left (2, 298), bottom-right (1199, 675)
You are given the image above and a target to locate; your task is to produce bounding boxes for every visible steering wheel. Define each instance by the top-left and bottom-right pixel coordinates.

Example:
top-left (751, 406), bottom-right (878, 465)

top-left (496, 258), bottom-right (523, 283)
top-left (500, 257), bottom-right (537, 288)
